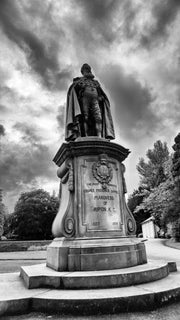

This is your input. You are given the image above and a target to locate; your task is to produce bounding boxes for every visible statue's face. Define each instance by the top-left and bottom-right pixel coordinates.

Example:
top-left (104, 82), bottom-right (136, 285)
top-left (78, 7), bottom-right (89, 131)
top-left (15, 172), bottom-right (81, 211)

top-left (81, 64), bottom-right (91, 75)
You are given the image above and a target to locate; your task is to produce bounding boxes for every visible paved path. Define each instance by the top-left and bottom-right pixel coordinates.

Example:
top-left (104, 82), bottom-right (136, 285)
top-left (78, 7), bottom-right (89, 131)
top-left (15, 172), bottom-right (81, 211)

top-left (166, 239), bottom-right (180, 251)
top-left (145, 239), bottom-right (180, 267)
top-left (0, 250), bottom-right (46, 260)
top-left (2, 305), bottom-right (180, 320)
top-left (0, 250), bottom-right (46, 273)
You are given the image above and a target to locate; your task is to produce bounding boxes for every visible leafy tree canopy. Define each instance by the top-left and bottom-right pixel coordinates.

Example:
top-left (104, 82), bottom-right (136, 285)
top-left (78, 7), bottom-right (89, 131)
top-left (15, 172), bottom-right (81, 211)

top-left (0, 203), bottom-right (5, 238)
top-left (129, 138), bottom-right (180, 239)
top-left (8, 189), bottom-right (59, 240)
top-left (135, 158), bottom-right (179, 229)
top-left (127, 187), bottom-right (151, 235)
top-left (137, 140), bottom-right (169, 190)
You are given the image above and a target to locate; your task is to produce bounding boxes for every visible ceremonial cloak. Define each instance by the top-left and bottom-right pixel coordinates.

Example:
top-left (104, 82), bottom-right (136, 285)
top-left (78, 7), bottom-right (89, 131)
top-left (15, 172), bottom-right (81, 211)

top-left (65, 81), bottom-right (115, 141)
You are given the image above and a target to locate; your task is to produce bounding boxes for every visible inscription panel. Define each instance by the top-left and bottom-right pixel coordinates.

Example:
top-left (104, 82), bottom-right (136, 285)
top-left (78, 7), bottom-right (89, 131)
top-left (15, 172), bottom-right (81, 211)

top-left (81, 158), bottom-right (122, 231)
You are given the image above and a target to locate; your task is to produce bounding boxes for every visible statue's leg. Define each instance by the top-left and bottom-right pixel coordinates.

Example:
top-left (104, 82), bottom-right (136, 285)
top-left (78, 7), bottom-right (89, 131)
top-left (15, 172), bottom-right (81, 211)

top-left (92, 99), bottom-right (102, 137)
top-left (82, 96), bottom-right (89, 136)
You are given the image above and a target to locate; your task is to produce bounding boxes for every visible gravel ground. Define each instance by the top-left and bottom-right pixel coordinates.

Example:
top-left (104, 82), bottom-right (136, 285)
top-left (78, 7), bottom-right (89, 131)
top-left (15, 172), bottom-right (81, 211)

top-left (2, 301), bottom-right (180, 320)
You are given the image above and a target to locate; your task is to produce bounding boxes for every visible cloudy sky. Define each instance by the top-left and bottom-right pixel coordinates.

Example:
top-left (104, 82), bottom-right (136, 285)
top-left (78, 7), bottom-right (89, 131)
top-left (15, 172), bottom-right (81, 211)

top-left (1, 0), bottom-right (180, 212)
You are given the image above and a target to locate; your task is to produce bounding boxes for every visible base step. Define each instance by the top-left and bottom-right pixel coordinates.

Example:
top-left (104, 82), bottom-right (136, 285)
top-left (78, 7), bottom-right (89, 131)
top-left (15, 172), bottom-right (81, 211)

top-left (20, 260), bottom-right (173, 289)
top-left (1, 269), bottom-right (180, 316)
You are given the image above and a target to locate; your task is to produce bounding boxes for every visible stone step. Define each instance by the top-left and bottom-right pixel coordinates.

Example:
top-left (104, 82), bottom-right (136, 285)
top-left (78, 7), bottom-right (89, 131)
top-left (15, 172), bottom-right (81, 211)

top-left (1, 269), bottom-right (180, 317)
top-left (20, 260), bottom-right (172, 289)
top-left (31, 272), bottom-right (180, 314)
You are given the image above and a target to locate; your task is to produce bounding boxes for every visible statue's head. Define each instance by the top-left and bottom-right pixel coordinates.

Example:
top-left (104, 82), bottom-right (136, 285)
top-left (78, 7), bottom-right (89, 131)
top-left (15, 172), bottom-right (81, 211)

top-left (81, 63), bottom-right (92, 75)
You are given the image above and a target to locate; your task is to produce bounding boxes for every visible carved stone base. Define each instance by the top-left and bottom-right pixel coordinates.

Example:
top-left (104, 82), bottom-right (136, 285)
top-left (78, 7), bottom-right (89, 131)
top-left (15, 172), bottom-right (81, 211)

top-left (52, 138), bottom-right (136, 239)
top-left (47, 138), bottom-right (145, 272)
top-left (46, 237), bottom-right (147, 271)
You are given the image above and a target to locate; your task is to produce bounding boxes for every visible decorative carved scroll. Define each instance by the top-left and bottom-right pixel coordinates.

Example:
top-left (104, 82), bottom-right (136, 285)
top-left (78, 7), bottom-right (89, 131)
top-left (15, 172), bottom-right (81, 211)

top-left (121, 163), bottom-right (127, 194)
top-left (120, 163), bottom-right (136, 235)
top-left (57, 159), bottom-right (74, 192)
top-left (52, 159), bottom-right (75, 238)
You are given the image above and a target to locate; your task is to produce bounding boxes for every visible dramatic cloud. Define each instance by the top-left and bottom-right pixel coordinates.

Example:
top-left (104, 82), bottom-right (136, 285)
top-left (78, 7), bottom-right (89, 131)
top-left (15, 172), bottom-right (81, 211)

top-left (2, 144), bottom-right (54, 190)
top-left (100, 64), bottom-right (157, 141)
top-left (0, 0), bottom-right (72, 90)
top-left (0, 124), bottom-right (56, 193)
top-left (140, 0), bottom-right (180, 47)
top-left (75, 0), bottom-right (121, 43)
top-left (13, 122), bottom-right (42, 145)
top-left (56, 104), bottom-right (65, 132)
top-left (0, 124), bottom-right (5, 136)
top-left (0, 105), bottom-right (8, 114)
top-left (73, 0), bottom-right (180, 50)
top-left (1, 0), bottom-right (180, 210)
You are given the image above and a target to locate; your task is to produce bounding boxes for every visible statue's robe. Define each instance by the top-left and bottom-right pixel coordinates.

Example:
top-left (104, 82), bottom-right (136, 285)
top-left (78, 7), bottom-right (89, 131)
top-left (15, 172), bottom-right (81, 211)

top-left (65, 81), bottom-right (115, 141)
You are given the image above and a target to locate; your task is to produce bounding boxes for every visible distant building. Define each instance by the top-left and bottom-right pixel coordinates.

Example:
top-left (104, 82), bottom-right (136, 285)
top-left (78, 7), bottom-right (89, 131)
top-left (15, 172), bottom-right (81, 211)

top-left (141, 217), bottom-right (159, 238)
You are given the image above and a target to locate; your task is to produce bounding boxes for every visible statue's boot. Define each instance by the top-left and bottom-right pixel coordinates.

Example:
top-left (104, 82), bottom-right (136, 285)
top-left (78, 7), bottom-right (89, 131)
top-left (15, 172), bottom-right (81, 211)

top-left (96, 122), bottom-right (102, 138)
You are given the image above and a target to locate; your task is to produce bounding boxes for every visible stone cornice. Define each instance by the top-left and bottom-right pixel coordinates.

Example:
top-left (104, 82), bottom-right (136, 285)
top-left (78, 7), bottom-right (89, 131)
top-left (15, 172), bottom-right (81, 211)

top-left (53, 137), bottom-right (130, 166)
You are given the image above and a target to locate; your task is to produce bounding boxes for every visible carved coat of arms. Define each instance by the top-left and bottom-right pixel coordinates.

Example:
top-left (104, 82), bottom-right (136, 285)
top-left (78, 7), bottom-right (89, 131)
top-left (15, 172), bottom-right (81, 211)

top-left (92, 154), bottom-right (113, 188)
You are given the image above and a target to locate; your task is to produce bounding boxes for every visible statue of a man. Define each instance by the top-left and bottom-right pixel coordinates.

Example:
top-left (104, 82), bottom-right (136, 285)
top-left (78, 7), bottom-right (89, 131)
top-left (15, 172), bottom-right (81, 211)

top-left (65, 64), bottom-right (115, 141)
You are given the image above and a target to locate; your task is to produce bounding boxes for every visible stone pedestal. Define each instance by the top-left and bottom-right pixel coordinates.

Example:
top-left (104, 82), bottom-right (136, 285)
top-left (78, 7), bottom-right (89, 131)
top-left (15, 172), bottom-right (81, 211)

top-left (47, 237), bottom-right (147, 271)
top-left (46, 137), bottom-right (147, 271)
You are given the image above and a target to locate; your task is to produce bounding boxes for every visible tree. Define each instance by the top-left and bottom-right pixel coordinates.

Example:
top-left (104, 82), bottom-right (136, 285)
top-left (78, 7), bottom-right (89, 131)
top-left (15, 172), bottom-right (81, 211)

top-left (132, 138), bottom-right (180, 239)
top-left (170, 132), bottom-right (180, 241)
top-left (3, 214), bottom-right (13, 239)
top-left (127, 187), bottom-right (151, 235)
top-left (0, 189), bottom-right (7, 239)
top-left (0, 203), bottom-right (5, 239)
top-left (137, 140), bottom-right (169, 190)
top-left (8, 189), bottom-right (59, 240)
top-left (132, 141), bottom-right (171, 235)
top-left (135, 158), bottom-right (178, 233)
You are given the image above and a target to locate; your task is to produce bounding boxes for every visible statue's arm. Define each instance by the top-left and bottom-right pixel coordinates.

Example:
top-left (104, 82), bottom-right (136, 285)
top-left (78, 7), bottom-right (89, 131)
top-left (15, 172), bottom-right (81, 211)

top-left (96, 84), bottom-right (108, 102)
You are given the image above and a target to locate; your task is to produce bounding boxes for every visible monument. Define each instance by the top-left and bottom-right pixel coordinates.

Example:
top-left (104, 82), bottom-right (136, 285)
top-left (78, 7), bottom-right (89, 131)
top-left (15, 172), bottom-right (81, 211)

top-left (19, 65), bottom-right (178, 314)
top-left (46, 64), bottom-right (147, 271)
